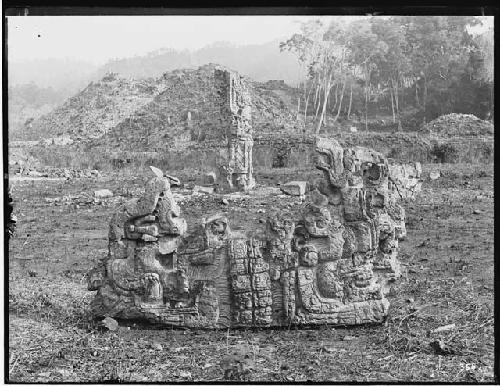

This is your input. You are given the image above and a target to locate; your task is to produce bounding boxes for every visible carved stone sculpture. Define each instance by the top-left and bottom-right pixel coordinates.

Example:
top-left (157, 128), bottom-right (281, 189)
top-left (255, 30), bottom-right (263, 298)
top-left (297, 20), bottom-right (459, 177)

top-left (215, 68), bottom-right (255, 192)
top-left (88, 139), bottom-right (419, 327)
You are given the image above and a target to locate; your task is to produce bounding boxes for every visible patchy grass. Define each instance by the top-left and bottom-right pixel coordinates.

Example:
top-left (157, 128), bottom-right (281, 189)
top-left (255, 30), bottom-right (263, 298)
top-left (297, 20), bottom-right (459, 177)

top-left (7, 163), bottom-right (495, 382)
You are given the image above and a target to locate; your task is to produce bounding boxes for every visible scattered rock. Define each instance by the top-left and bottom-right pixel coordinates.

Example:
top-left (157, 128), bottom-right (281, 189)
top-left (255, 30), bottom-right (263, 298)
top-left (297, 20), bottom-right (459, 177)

top-left (429, 171), bottom-right (440, 180)
top-left (422, 113), bottom-right (493, 137)
top-left (151, 342), bottom-right (163, 351)
top-left (222, 198), bottom-right (229, 205)
top-left (100, 316), bottom-right (119, 331)
top-left (27, 170), bottom-right (44, 177)
top-left (280, 181), bottom-right (307, 198)
top-left (193, 185), bottom-right (215, 195)
top-left (472, 209), bottom-right (484, 215)
top-left (430, 323), bottom-right (456, 334)
top-left (94, 189), bottom-right (114, 199)
top-left (90, 169), bottom-right (102, 178)
top-left (28, 270), bottom-right (38, 277)
top-left (429, 339), bottom-right (456, 355)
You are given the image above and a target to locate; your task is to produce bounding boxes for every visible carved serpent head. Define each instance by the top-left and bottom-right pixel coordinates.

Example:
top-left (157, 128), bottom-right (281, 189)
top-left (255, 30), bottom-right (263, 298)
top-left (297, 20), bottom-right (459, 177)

top-left (314, 138), bottom-right (345, 188)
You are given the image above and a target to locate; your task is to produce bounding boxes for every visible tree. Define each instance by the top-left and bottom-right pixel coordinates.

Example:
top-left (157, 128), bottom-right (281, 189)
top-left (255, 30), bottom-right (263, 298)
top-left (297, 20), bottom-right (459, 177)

top-left (371, 18), bottom-right (410, 130)
top-left (346, 19), bottom-right (388, 131)
top-left (394, 16), bottom-right (480, 122)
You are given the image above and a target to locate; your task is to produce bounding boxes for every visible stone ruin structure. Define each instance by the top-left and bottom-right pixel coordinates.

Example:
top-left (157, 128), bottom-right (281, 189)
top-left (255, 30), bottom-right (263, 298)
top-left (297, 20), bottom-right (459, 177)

top-left (88, 139), bottom-right (421, 328)
top-left (215, 68), bottom-right (255, 192)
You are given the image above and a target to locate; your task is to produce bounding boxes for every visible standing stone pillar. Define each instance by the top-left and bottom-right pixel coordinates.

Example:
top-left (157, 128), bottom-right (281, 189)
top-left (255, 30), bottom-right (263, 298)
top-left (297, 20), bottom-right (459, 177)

top-left (215, 68), bottom-right (255, 191)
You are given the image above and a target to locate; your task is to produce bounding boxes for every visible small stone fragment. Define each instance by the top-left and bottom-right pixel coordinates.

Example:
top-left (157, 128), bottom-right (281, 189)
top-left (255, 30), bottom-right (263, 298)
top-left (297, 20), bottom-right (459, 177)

top-left (429, 340), bottom-right (456, 355)
top-left (100, 316), bottom-right (119, 331)
top-left (151, 342), bottom-right (163, 351)
top-left (94, 189), bottom-right (113, 198)
top-left (429, 171), bottom-right (440, 180)
top-left (193, 185), bottom-right (214, 195)
top-left (430, 323), bottom-right (456, 334)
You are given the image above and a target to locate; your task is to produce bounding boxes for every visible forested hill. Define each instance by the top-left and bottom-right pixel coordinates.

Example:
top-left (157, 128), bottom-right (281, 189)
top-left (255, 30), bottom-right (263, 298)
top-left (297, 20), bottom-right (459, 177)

top-left (95, 40), bottom-right (303, 85)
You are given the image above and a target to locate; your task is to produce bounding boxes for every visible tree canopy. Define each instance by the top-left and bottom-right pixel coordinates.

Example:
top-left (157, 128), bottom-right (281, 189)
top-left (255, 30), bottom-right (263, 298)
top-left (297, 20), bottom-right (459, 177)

top-left (281, 16), bottom-right (493, 133)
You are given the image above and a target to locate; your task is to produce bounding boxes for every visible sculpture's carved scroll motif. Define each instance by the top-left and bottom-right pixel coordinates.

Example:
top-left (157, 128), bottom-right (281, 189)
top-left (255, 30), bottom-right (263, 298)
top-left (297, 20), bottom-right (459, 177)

top-left (88, 138), bottom-right (419, 327)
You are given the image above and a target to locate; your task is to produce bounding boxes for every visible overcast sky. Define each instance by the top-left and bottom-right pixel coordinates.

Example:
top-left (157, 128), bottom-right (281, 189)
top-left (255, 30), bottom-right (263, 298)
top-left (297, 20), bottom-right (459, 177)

top-left (7, 15), bottom-right (493, 65)
top-left (6, 16), bottom-right (325, 64)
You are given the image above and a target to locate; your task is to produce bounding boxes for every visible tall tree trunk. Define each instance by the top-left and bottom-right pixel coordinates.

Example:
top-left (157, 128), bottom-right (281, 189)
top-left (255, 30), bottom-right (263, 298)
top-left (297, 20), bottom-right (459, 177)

top-left (389, 83), bottom-right (395, 123)
top-left (316, 72), bottom-right (333, 134)
top-left (333, 78), bottom-right (347, 123)
top-left (364, 64), bottom-right (369, 132)
top-left (394, 77), bottom-right (402, 131)
top-left (423, 74), bottom-right (427, 124)
top-left (490, 82), bottom-right (494, 122)
top-left (297, 96), bottom-right (301, 120)
top-left (347, 82), bottom-right (353, 120)
top-left (314, 82), bottom-right (322, 122)
top-left (313, 82), bottom-right (320, 109)
top-left (415, 83), bottom-right (420, 107)
top-left (332, 82), bottom-right (339, 114)
top-left (304, 81), bottom-right (313, 128)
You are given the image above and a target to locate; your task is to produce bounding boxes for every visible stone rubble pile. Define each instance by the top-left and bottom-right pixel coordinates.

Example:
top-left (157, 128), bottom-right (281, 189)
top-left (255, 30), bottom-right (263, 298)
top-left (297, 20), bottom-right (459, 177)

top-left (12, 166), bottom-right (102, 179)
top-left (421, 113), bottom-right (493, 137)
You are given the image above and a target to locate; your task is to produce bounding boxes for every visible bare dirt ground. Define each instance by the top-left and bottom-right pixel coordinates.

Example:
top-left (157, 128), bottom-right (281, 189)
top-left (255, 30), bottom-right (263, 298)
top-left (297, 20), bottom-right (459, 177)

top-left (7, 163), bottom-right (494, 382)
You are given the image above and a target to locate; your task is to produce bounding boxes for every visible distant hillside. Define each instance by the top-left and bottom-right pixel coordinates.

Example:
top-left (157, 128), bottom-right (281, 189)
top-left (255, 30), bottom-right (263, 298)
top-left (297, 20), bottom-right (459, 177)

top-left (8, 58), bottom-right (99, 96)
top-left (23, 65), bottom-right (301, 148)
top-left (95, 40), bottom-right (303, 86)
top-left (8, 83), bottom-right (67, 138)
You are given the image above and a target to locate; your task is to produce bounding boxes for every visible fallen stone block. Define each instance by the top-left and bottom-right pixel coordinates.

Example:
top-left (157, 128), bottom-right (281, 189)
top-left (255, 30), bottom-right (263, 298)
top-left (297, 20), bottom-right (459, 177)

top-left (193, 185), bottom-right (215, 195)
top-left (280, 181), bottom-right (307, 197)
top-left (94, 189), bottom-right (113, 199)
top-left (90, 169), bottom-right (102, 178)
top-left (27, 170), bottom-right (44, 177)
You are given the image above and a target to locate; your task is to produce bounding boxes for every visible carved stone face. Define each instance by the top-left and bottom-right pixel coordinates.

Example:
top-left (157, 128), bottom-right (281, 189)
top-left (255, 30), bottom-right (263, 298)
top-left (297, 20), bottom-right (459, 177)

top-left (204, 215), bottom-right (230, 248)
top-left (299, 245), bottom-right (318, 267)
top-left (303, 206), bottom-right (332, 237)
top-left (267, 216), bottom-right (295, 240)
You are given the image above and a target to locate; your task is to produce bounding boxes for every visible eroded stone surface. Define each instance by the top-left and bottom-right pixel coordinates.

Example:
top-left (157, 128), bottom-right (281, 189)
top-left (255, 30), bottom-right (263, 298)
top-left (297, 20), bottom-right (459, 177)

top-left (88, 139), bottom-right (418, 328)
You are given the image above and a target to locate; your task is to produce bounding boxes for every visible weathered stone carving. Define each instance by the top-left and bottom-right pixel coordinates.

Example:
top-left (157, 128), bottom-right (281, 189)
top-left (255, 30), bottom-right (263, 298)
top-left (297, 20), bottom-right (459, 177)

top-left (89, 139), bottom-right (417, 327)
top-left (215, 68), bottom-right (255, 192)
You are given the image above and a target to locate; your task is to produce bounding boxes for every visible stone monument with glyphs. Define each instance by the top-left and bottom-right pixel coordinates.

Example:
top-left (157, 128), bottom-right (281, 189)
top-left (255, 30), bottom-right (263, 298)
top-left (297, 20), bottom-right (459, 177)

top-left (215, 68), bottom-right (255, 192)
top-left (88, 137), bottom-right (420, 328)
